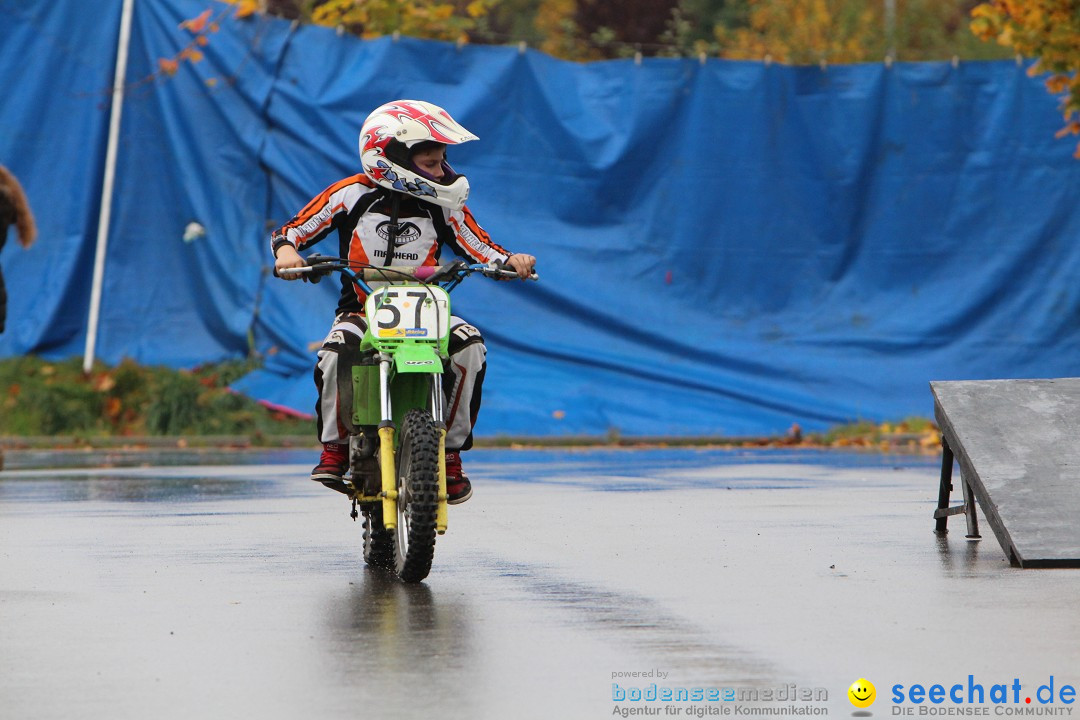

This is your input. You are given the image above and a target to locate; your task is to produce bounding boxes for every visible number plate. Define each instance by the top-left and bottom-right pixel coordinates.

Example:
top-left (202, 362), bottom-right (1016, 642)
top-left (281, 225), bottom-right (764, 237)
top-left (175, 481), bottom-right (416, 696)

top-left (365, 286), bottom-right (450, 341)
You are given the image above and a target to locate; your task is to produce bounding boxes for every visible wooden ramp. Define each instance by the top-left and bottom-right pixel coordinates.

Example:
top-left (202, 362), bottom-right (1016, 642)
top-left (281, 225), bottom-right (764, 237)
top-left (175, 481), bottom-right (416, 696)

top-left (931, 378), bottom-right (1080, 568)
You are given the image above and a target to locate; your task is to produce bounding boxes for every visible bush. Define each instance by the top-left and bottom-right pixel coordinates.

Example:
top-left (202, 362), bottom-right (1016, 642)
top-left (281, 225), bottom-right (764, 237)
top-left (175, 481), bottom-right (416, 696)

top-left (0, 356), bottom-right (311, 438)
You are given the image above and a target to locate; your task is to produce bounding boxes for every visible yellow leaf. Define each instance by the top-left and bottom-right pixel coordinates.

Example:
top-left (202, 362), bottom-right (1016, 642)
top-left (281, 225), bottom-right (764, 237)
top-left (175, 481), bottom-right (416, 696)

top-left (1046, 74), bottom-right (1069, 94)
top-left (158, 57), bottom-right (180, 75)
top-left (920, 431), bottom-right (941, 448)
top-left (179, 8), bottom-right (212, 33)
top-left (1055, 121), bottom-right (1080, 139)
top-left (234, 0), bottom-right (257, 19)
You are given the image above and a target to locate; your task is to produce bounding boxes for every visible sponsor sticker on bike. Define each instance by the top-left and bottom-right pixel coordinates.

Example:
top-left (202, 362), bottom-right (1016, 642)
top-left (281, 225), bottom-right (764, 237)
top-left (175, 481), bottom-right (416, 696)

top-left (378, 327), bottom-right (430, 338)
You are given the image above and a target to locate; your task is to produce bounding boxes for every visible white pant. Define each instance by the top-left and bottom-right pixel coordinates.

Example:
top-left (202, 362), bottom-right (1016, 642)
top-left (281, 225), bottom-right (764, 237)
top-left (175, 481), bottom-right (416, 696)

top-left (314, 314), bottom-right (487, 451)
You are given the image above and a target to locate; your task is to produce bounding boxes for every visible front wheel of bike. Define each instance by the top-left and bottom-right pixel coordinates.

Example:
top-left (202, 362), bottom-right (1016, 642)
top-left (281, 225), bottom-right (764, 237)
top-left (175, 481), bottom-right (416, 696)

top-left (394, 408), bottom-right (441, 583)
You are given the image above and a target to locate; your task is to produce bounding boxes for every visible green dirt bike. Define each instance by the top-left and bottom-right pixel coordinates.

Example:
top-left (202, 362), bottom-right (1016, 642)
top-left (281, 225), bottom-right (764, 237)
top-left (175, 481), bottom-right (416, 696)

top-left (281, 254), bottom-right (537, 583)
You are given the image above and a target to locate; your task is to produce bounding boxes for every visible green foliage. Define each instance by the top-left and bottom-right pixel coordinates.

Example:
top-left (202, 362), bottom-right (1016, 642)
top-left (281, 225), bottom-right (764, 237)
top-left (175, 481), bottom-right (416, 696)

top-left (810, 416), bottom-right (940, 451)
top-left (472, 0), bottom-right (547, 45)
top-left (893, 0), bottom-right (1009, 61)
top-left (39, 384), bottom-right (104, 436)
top-left (145, 372), bottom-right (202, 435)
top-left (0, 356), bottom-right (310, 438)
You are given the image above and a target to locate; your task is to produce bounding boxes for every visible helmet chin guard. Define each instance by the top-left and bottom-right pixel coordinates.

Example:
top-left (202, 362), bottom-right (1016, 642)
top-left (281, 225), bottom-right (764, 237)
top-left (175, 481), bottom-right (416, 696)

top-left (359, 100), bottom-right (477, 211)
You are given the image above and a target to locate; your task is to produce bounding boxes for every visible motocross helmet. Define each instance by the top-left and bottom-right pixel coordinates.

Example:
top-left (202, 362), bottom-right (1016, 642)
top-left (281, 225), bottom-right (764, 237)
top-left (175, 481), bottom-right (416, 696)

top-left (359, 100), bottom-right (478, 211)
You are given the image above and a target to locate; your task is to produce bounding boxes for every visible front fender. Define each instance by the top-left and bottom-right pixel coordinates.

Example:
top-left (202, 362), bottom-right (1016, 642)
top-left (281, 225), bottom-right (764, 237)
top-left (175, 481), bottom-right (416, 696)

top-left (393, 343), bottom-right (444, 374)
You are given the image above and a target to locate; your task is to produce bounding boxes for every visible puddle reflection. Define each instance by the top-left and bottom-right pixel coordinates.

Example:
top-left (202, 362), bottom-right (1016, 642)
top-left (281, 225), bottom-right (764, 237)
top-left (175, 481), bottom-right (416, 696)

top-left (322, 568), bottom-right (475, 712)
top-left (934, 530), bottom-right (985, 576)
top-left (0, 475), bottom-right (267, 504)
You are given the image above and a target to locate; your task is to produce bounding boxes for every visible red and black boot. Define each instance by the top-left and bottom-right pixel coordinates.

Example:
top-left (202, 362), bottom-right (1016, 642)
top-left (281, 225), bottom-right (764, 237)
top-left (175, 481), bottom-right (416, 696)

top-left (311, 442), bottom-right (349, 493)
top-left (444, 451), bottom-right (473, 505)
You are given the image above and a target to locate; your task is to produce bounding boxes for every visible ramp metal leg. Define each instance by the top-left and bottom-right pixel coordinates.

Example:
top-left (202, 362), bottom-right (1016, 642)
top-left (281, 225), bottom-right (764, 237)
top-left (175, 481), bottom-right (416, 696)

top-left (933, 436), bottom-right (981, 539)
top-left (960, 473), bottom-right (981, 539)
top-left (934, 439), bottom-right (954, 534)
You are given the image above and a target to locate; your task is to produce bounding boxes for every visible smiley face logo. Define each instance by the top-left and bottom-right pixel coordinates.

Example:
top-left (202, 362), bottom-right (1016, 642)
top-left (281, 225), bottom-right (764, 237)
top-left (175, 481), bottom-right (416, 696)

top-left (848, 678), bottom-right (876, 708)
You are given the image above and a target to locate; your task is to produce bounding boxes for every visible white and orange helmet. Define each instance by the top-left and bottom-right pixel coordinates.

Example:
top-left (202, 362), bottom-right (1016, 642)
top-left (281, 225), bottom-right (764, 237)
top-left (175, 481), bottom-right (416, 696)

top-left (358, 99), bottom-right (478, 211)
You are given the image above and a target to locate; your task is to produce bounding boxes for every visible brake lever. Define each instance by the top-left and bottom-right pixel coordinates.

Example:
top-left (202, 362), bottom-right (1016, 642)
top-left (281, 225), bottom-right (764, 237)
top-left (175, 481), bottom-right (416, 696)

top-left (485, 260), bottom-right (538, 281)
top-left (295, 253), bottom-right (346, 283)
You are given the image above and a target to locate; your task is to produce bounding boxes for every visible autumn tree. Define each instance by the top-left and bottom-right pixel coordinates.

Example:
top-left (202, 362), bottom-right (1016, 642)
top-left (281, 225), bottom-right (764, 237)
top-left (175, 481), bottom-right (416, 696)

top-left (175, 0), bottom-right (1018, 65)
top-left (574, 0), bottom-right (678, 58)
top-left (720, 0), bottom-right (882, 64)
top-left (231, 0), bottom-right (502, 42)
top-left (659, 0), bottom-right (748, 57)
top-left (535, 0), bottom-right (592, 58)
top-left (719, 0), bottom-right (1008, 64)
top-left (545, 0), bottom-right (746, 60)
top-left (970, 0), bottom-right (1080, 156)
top-left (893, 0), bottom-right (1008, 60)
top-left (471, 0), bottom-right (547, 47)
top-left (306, 0), bottom-right (500, 42)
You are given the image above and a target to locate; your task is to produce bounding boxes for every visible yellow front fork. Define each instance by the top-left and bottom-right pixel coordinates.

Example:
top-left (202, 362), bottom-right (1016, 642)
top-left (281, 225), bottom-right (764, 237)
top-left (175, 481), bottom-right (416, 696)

top-left (376, 424), bottom-right (449, 535)
top-left (436, 428), bottom-right (448, 534)
top-left (378, 426), bottom-right (397, 530)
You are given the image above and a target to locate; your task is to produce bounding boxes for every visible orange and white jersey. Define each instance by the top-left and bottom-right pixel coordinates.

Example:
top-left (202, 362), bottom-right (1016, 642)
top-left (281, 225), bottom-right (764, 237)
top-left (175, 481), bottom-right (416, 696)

top-left (271, 174), bottom-right (511, 313)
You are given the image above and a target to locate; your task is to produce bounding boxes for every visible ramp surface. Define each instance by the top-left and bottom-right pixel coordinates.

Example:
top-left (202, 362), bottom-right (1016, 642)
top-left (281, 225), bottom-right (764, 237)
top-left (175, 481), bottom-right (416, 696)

top-left (932, 378), bottom-right (1080, 567)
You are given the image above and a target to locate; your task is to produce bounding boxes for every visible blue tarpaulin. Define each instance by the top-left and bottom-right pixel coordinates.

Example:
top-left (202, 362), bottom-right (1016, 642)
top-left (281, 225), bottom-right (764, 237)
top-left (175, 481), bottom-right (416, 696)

top-left (3, 0), bottom-right (1080, 437)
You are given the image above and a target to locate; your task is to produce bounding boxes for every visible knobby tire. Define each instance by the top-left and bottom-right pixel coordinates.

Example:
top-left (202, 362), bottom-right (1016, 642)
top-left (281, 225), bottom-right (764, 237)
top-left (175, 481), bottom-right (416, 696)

top-left (393, 408), bottom-right (440, 583)
top-left (362, 504), bottom-right (395, 570)
top-left (358, 433), bottom-right (395, 570)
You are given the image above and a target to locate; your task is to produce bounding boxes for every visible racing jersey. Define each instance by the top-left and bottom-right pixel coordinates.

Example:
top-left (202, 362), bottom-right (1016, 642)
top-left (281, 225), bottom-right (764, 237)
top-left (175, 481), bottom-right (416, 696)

top-left (272, 173), bottom-right (512, 314)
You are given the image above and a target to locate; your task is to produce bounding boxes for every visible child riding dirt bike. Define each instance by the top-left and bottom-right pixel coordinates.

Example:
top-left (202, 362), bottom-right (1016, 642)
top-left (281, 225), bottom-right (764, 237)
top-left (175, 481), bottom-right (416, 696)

top-left (272, 99), bottom-right (537, 505)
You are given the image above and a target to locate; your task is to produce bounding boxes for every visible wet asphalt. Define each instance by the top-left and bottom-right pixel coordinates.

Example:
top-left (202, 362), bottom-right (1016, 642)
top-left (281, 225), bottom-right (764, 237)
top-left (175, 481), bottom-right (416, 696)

top-left (2, 447), bottom-right (1079, 720)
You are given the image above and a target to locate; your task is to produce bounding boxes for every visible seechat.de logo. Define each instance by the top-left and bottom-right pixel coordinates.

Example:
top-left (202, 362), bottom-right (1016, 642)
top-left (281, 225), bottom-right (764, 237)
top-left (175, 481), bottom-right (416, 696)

top-left (849, 678), bottom-right (876, 708)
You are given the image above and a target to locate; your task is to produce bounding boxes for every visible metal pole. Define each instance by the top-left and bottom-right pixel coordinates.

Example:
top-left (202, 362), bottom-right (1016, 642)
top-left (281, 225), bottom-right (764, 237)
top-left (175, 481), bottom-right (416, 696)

top-left (83, 0), bottom-right (135, 374)
top-left (884, 0), bottom-right (896, 59)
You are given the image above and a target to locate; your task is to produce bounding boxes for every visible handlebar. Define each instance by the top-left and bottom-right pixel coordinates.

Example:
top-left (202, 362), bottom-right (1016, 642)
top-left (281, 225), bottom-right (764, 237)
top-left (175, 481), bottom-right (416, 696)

top-left (277, 254), bottom-right (538, 293)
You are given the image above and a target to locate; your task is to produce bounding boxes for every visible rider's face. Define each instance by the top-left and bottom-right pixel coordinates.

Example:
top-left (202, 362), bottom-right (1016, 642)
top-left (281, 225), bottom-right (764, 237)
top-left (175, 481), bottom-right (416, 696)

top-left (411, 145), bottom-right (446, 181)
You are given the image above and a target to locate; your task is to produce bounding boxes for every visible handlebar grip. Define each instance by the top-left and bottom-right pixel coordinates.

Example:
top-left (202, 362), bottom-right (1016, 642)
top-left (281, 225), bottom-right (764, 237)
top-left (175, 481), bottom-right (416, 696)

top-left (278, 265), bottom-right (326, 283)
top-left (487, 267), bottom-right (539, 281)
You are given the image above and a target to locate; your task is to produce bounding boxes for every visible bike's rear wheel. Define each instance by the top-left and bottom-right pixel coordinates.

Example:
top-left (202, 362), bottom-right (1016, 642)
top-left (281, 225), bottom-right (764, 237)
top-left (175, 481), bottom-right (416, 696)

top-left (362, 504), bottom-right (395, 570)
top-left (393, 408), bottom-right (441, 583)
top-left (357, 434), bottom-right (395, 570)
